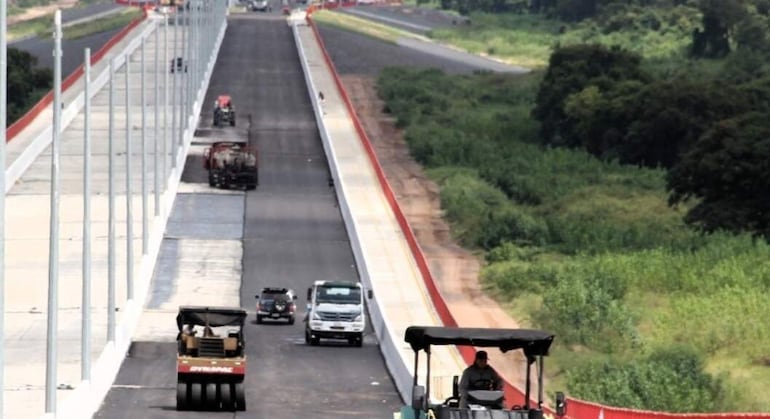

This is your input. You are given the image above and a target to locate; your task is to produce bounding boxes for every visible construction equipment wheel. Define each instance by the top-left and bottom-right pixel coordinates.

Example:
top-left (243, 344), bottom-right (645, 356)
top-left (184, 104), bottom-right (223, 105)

top-left (235, 382), bottom-right (246, 411)
top-left (190, 382), bottom-right (203, 410)
top-left (176, 382), bottom-right (188, 411)
top-left (220, 383), bottom-right (235, 411)
top-left (205, 382), bottom-right (218, 410)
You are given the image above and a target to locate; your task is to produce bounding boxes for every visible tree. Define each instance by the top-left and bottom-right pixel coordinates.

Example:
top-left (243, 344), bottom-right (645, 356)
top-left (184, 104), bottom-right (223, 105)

top-left (8, 47), bottom-right (52, 125)
top-left (555, 0), bottom-right (599, 21)
top-left (533, 44), bottom-right (647, 148)
top-left (613, 80), bottom-right (747, 168)
top-left (691, 0), bottom-right (746, 58)
top-left (667, 112), bottom-right (770, 237)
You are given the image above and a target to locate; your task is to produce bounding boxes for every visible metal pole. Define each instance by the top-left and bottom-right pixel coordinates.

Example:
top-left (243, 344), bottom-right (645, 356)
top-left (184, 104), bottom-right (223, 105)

top-left (193, 0), bottom-right (196, 98)
top-left (181, 6), bottom-right (187, 146)
top-left (163, 16), bottom-right (169, 184)
top-left (108, 58), bottom-right (116, 344)
top-left (171, 11), bottom-right (178, 170)
top-left (0, 0), bottom-right (6, 413)
top-left (45, 10), bottom-right (63, 414)
top-left (81, 47), bottom-right (92, 383)
top-left (141, 37), bottom-right (148, 256)
top-left (154, 22), bottom-right (160, 216)
top-left (125, 54), bottom-right (134, 301)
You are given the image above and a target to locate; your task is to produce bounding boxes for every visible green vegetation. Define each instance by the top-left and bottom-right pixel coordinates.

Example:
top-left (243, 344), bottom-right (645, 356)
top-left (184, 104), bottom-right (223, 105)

top-left (15, 0), bottom-right (56, 7)
top-left (348, 0), bottom-right (770, 411)
top-left (9, 6), bottom-right (141, 42)
top-left (6, 4), bottom-right (141, 125)
top-left (8, 14), bottom-right (54, 42)
top-left (427, 7), bottom-right (702, 68)
top-left (376, 62), bottom-right (770, 411)
top-left (8, 48), bottom-right (52, 125)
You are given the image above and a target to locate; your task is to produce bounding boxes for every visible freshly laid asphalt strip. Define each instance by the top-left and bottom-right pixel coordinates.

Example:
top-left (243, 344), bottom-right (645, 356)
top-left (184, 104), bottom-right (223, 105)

top-left (95, 12), bottom-right (403, 419)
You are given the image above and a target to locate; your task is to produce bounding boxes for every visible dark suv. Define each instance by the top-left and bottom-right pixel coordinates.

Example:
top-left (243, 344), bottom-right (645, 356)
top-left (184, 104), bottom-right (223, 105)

top-left (255, 287), bottom-right (297, 324)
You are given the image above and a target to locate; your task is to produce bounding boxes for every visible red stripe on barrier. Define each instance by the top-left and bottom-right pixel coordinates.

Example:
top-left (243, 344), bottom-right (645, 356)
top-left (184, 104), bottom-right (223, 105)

top-left (6, 8), bottom-right (148, 142)
top-left (305, 16), bottom-right (538, 411)
top-left (305, 16), bottom-right (770, 419)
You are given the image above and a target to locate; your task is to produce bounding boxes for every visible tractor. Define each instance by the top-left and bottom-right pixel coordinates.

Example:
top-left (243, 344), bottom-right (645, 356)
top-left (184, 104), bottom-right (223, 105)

top-left (395, 325), bottom-right (568, 419)
top-left (176, 306), bottom-right (248, 411)
top-left (213, 95), bottom-right (236, 127)
top-left (203, 141), bottom-right (259, 190)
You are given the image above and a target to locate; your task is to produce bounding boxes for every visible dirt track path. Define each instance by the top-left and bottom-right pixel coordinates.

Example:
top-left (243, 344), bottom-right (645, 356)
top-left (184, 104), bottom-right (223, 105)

top-left (340, 74), bottom-right (542, 400)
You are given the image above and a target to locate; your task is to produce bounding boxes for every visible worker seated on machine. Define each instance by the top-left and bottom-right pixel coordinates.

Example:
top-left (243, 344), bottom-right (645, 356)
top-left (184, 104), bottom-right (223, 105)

top-left (459, 351), bottom-right (504, 409)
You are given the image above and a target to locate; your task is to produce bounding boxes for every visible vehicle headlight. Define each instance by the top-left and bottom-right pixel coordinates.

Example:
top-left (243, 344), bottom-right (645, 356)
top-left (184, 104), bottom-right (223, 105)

top-left (312, 311), bottom-right (321, 320)
top-left (354, 314), bottom-right (362, 322)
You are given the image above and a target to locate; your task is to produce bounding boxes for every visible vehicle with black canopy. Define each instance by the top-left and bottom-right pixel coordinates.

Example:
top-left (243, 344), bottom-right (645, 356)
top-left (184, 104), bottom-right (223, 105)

top-left (175, 306), bottom-right (248, 411)
top-left (398, 325), bottom-right (568, 419)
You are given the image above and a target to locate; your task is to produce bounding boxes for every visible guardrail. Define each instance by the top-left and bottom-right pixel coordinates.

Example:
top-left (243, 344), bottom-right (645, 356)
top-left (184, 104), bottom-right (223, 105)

top-left (304, 7), bottom-right (770, 419)
top-left (20, 5), bottom-right (228, 418)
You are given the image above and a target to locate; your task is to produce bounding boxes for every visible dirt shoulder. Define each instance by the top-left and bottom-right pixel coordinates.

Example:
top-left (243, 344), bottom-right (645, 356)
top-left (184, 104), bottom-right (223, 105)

top-left (340, 74), bottom-right (539, 401)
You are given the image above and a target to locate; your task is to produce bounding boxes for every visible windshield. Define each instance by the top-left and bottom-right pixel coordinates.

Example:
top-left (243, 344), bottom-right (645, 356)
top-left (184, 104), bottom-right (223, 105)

top-left (316, 285), bottom-right (361, 305)
top-left (263, 293), bottom-right (291, 302)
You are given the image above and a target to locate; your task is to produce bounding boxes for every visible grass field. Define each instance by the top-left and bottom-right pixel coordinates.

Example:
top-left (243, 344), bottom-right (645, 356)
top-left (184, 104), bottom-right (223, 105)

top-left (8, 7), bottom-right (142, 42)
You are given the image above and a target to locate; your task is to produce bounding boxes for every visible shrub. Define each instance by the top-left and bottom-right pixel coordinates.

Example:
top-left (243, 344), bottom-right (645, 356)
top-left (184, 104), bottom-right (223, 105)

top-left (566, 345), bottom-right (729, 412)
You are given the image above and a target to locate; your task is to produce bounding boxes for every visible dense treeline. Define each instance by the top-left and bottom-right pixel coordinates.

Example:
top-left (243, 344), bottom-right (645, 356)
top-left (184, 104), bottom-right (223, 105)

top-left (534, 45), bottom-right (770, 238)
top-left (8, 48), bottom-right (53, 126)
top-left (426, 0), bottom-right (770, 238)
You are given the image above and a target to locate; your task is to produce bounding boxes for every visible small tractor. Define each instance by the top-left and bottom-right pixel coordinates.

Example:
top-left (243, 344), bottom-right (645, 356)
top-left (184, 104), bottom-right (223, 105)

top-left (176, 306), bottom-right (248, 411)
top-left (213, 95), bottom-right (236, 127)
top-left (395, 325), bottom-right (568, 419)
top-left (203, 140), bottom-right (259, 190)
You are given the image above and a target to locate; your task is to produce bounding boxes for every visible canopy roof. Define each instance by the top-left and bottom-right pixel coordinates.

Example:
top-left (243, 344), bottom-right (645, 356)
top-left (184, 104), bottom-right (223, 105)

top-left (404, 326), bottom-right (554, 356)
top-left (176, 306), bottom-right (247, 332)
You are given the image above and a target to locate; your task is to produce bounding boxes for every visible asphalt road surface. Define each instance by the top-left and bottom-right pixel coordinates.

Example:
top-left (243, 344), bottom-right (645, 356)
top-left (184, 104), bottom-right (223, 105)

top-left (338, 5), bottom-right (466, 34)
top-left (95, 12), bottom-right (403, 419)
top-left (11, 3), bottom-right (131, 82)
top-left (59, 2), bottom-right (125, 24)
top-left (12, 29), bottom-right (121, 79)
top-left (317, 23), bottom-right (480, 75)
